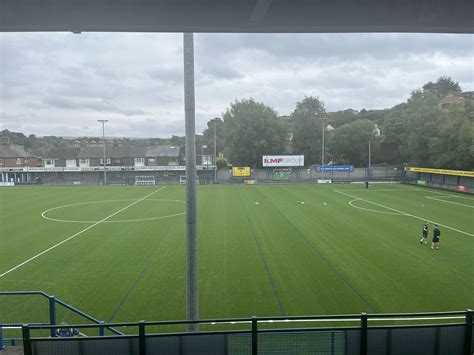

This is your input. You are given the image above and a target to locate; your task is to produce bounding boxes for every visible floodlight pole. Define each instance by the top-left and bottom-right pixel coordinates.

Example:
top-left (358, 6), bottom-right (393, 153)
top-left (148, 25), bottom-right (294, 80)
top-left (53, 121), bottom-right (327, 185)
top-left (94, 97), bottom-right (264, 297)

top-left (214, 121), bottom-right (217, 182)
top-left (98, 119), bottom-right (108, 185)
top-left (183, 32), bottom-right (199, 332)
top-left (368, 140), bottom-right (371, 168)
top-left (320, 117), bottom-right (329, 166)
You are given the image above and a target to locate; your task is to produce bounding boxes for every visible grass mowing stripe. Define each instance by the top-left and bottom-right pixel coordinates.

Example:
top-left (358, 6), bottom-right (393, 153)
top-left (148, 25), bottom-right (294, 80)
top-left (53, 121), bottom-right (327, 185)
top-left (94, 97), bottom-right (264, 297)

top-left (430, 255), bottom-right (474, 279)
top-left (0, 186), bottom-right (166, 278)
top-left (107, 260), bottom-right (153, 322)
top-left (255, 187), bottom-right (378, 313)
top-left (334, 189), bottom-right (474, 237)
top-left (237, 187), bottom-right (286, 316)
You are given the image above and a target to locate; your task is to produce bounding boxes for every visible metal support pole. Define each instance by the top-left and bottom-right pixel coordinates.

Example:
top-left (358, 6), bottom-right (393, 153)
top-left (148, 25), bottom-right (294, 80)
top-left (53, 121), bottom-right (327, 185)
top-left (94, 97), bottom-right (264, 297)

top-left (464, 309), bottom-right (473, 355)
top-left (183, 32), bottom-right (199, 332)
top-left (320, 117), bottom-right (328, 167)
top-left (49, 296), bottom-right (56, 337)
top-left (214, 121), bottom-right (217, 182)
top-left (368, 140), bottom-right (371, 168)
top-left (321, 120), bottom-right (325, 166)
top-left (0, 322), bottom-right (5, 350)
top-left (98, 120), bottom-right (108, 185)
top-left (360, 313), bottom-right (368, 355)
top-left (331, 330), bottom-right (335, 355)
top-left (251, 316), bottom-right (258, 355)
top-left (138, 320), bottom-right (146, 355)
top-left (22, 324), bottom-right (32, 355)
top-left (99, 321), bottom-right (105, 336)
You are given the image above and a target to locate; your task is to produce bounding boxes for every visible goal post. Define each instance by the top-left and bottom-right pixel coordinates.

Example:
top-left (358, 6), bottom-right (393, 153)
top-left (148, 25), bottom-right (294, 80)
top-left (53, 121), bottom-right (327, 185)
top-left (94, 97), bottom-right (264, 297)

top-left (135, 176), bottom-right (156, 186)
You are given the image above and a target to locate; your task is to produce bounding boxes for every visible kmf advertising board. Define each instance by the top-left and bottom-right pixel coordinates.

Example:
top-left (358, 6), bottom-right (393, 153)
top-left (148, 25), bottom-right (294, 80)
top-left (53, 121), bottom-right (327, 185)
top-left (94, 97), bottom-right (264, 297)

top-left (262, 155), bottom-right (304, 167)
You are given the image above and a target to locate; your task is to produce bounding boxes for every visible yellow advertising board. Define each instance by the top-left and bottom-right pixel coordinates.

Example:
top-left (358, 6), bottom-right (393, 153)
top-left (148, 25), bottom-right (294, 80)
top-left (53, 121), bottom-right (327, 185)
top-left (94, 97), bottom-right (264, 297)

top-left (405, 167), bottom-right (474, 177)
top-left (232, 167), bottom-right (251, 177)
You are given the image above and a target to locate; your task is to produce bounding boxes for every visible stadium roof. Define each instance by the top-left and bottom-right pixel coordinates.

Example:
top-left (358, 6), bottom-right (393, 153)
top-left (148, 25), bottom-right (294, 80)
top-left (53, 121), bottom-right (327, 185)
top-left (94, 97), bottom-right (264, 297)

top-left (1, 0), bottom-right (472, 34)
top-left (0, 144), bottom-right (27, 158)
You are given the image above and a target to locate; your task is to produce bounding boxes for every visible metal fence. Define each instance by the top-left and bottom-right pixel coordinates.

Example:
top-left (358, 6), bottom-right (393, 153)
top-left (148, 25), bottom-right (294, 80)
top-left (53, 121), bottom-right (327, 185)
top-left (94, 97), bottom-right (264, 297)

top-left (5, 308), bottom-right (473, 355)
top-left (402, 170), bottom-right (474, 193)
top-left (6, 166), bottom-right (402, 186)
top-left (0, 291), bottom-right (122, 348)
top-left (219, 166), bottom-right (401, 184)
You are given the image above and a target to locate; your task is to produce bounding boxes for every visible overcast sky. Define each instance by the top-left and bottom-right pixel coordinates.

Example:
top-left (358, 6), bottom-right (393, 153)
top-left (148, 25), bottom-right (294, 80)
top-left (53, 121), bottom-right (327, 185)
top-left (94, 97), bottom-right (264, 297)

top-left (1, 32), bottom-right (472, 138)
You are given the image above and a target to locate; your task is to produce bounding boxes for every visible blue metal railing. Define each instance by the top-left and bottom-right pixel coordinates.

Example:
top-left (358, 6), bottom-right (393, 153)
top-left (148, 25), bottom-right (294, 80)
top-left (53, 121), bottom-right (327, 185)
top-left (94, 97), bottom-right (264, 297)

top-left (0, 291), bottom-right (123, 346)
top-left (2, 291), bottom-right (472, 354)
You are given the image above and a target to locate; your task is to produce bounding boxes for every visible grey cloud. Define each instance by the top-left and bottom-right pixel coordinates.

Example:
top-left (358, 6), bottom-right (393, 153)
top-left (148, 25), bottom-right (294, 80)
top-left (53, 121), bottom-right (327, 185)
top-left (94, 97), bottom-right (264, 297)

top-left (197, 33), bottom-right (473, 63)
top-left (2, 32), bottom-right (472, 138)
top-left (198, 63), bottom-right (244, 81)
top-left (42, 97), bottom-right (148, 116)
top-left (147, 66), bottom-right (183, 84)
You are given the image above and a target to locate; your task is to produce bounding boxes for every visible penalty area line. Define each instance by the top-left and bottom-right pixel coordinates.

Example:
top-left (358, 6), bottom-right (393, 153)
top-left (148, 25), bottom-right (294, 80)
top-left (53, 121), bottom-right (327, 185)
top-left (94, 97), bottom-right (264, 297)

top-left (334, 189), bottom-right (473, 237)
top-left (0, 186), bottom-right (166, 278)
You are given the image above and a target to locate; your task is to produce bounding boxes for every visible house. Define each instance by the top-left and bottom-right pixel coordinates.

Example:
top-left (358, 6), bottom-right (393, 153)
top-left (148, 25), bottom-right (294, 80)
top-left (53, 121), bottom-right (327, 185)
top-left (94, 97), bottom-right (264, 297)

top-left (1, 142), bottom-right (185, 170)
top-left (439, 91), bottom-right (474, 108)
top-left (0, 144), bottom-right (41, 183)
top-left (41, 147), bottom-right (80, 168)
top-left (77, 145), bottom-right (126, 167)
top-left (145, 146), bottom-right (181, 166)
top-left (196, 145), bottom-right (213, 166)
top-left (0, 144), bottom-right (27, 168)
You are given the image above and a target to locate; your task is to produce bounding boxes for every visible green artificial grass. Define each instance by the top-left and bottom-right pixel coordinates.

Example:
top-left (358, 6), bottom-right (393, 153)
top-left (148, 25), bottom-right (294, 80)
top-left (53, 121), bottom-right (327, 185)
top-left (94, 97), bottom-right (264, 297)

top-left (0, 183), bottom-right (472, 326)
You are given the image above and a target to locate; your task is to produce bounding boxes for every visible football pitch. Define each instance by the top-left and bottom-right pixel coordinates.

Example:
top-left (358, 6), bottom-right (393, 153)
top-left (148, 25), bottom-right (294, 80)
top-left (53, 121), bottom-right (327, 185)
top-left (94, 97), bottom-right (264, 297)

top-left (0, 183), bottom-right (473, 325)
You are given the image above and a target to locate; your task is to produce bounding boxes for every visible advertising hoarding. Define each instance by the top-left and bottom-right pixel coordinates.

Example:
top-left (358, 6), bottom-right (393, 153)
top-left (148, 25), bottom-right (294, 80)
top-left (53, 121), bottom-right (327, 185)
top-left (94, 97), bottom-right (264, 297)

top-left (262, 155), bottom-right (304, 167)
top-left (405, 167), bottom-right (474, 177)
top-left (232, 167), bottom-right (251, 177)
top-left (272, 169), bottom-right (293, 181)
top-left (315, 165), bottom-right (354, 173)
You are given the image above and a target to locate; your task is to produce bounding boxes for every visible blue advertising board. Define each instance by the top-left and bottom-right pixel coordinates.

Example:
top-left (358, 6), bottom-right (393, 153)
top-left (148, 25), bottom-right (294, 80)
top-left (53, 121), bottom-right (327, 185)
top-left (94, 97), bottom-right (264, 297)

top-left (315, 165), bottom-right (354, 173)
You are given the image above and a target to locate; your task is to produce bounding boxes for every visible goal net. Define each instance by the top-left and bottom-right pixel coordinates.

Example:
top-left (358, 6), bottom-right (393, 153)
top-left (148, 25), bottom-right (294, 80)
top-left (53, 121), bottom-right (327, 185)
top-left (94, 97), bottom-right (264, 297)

top-left (135, 176), bottom-right (156, 186)
top-left (179, 175), bottom-right (199, 185)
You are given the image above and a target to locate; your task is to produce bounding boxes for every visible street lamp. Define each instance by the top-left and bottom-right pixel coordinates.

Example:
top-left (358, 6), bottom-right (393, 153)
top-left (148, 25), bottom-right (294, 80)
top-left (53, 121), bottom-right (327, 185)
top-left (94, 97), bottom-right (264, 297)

top-left (202, 145), bottom-right (208, 183)
top-left (369, 124), bottom-right (381, 168)
top-left (98, 120), bottom-right (108, 185)
top-left (213, 121), bottom-right (217, 183)
top-left (319, 117), bottom-right (329, 166)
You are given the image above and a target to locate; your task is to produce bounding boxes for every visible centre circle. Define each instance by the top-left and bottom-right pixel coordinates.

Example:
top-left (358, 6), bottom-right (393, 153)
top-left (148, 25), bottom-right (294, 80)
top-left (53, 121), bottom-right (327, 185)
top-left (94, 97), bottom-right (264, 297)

top-left (41, 199), bottom-right (185, 223)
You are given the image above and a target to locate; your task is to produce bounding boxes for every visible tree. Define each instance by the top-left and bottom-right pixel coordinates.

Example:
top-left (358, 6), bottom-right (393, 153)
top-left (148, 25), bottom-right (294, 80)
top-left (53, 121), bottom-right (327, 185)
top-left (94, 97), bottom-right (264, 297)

top-left (379, 103), bottom-right (408, 164)
top-left (216, 157), bottom-right (228, 168)
top-left (289, 96), bottom-right (327, 165)
top-left (428, 101), bottom-right (474, 170)
top-left (223, 98), bottom-right (287, 167)
top-left (328, 109), bottom-right (358, 128)
top-left (422, 76), bottom-right (462, 98)
top-left (330, 119), bottom-right (378, 167)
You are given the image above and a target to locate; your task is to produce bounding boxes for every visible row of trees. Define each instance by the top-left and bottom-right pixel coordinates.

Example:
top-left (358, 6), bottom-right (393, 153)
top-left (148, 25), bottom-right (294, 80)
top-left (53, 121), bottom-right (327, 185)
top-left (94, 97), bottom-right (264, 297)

top-left (2, 77), bottom-right (471, 170)
top-left (200, 77), bottom-right (472, 170)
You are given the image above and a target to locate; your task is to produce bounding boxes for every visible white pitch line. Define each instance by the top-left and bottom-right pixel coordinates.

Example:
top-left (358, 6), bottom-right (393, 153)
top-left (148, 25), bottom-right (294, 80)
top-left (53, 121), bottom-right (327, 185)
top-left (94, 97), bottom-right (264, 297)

top-left (349, 198), bottom-right (405, 215)
top-left (425, 196), bottom-right (474, 209)
top-left (336, 189), bottom-right (411, 192)
top-left (334, 189), bottom-right (474, 237)
top-left (0, 187), bottom-right (166, 278)
top-left (400, 185), bottom-right (474, 200)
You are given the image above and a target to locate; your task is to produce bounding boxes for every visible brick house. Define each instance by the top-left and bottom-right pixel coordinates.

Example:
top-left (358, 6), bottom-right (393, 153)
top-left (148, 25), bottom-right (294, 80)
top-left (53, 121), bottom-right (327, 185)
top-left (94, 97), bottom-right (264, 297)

top-left (145, 146), bottom-right (181, 166)
top-left (0, 145), bottom-right (28, 168)
top-left (439, 91), bottom-right (474, 108)
top-left (40, 147), bottom-right (81, 168)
